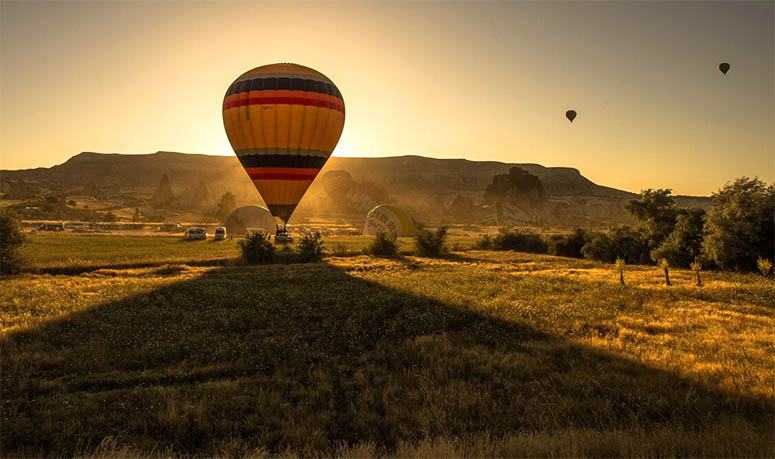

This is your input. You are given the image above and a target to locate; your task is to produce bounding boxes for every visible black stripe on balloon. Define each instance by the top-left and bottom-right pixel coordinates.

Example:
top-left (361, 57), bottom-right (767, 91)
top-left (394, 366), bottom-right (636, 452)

top-left (226, 77), bottom-right (343, 99)
top-left (267, 204), bottom-right (298, 223)
top-left (237, 154), bottom-right (328, 169)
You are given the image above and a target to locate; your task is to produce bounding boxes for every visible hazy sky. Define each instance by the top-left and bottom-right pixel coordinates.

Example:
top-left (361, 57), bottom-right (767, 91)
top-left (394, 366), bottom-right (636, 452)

top-left (1, 1), bottom-right (773, 195)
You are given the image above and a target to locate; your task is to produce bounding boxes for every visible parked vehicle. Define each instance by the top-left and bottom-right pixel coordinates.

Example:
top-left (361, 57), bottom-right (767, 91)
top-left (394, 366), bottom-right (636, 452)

top-left (38, 222), bottom-right (65, 232)
top-left (213, 226), bottom-right (227, 241)
top-left (184, 227), bottom-right (207, 240)
top-left (275, 227), bottom-right (293, 244)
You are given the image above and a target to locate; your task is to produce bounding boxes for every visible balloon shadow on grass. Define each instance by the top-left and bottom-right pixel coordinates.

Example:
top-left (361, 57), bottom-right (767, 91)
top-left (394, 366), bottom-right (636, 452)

top-left (1, 262), bottom-right (772, 456)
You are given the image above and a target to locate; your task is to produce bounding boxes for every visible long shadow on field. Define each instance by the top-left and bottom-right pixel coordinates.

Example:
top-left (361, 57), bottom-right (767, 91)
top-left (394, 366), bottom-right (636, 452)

top-left (1, 262), bottom-right (772, 456)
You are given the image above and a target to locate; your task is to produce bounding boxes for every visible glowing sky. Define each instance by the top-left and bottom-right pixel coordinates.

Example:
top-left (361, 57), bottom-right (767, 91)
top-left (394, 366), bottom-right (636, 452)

top-left (1, 1), bottom-right (772, 195)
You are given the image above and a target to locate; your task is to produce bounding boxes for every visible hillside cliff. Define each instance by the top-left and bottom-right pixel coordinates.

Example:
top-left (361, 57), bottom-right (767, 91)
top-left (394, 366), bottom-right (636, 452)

top-left (1, 151), bottom-right (710, 228)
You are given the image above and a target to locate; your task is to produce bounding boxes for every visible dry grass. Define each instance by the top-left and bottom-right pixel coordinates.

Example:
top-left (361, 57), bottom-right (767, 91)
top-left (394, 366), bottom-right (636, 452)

top-left (2, 250), bottom-right (773, 457)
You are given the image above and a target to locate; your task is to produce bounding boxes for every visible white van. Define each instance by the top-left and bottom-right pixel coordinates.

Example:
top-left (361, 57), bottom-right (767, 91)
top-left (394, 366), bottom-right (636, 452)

top-left (213, 226), bottom-right (227, 241)
top-left (184, 227), bottom-right (207, 240)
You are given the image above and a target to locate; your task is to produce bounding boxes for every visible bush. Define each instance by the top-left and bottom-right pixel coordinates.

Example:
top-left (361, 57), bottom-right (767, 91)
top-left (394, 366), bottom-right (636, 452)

top-left (298, 231), bottom-right (325, 262)
top-left (492, 228), bottom-right (548, 253)
top-left (369, 231), bottom-right (399, 257)
top-left (475, 234), bottom-right (493, 250)
top-left (547, 228), bottom-right (589, 258)
top-left (332, 244), bottom-right (349, 256)
top-left (702, 177), bottom-right (774, 271)
top-left (414, 227), bottom-right (449, 257)
top-left (757, 258), bottom-right (773, 277)
top-left (0, 208), bottom-right (26, 274)
top-left (238, 232), bottom-right (275, 264)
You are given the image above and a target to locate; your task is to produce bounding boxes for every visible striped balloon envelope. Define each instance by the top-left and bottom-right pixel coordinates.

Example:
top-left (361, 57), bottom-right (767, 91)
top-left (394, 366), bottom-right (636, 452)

top-left (222, 63), bottom-right (345, 224)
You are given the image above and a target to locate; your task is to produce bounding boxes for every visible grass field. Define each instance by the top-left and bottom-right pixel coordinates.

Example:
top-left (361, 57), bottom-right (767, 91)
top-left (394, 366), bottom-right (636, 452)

top-left (18, 233), bottom-right (480, 273)
top-left (2, 237), bottom-right (773, 457)
top-left (20, 234), bottom-right (242, 272)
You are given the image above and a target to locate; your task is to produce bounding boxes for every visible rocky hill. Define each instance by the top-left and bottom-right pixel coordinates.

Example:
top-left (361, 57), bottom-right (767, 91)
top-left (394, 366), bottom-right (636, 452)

top-left (1, 151), bottom-right (711, 228)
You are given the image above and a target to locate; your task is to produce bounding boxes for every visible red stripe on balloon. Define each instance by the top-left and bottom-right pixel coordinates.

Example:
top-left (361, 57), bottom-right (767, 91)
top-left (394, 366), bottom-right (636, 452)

top-left (224, 97), bottom-right (344, 113)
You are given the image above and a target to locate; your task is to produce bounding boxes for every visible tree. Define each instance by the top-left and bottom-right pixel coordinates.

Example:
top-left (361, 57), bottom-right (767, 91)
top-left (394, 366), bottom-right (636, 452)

top-left (581, 226), bottom-right (647, 264)
top-left (547, 228), bottom-right (589, 258)
top-left (651, 208), bottom-right (705, 267)
top-left (216, 192), bottom-right (237, 222)
top-left (702, 178), bottom-right (775, 271)
top-left (0, 208), bottom-right (26, 274)
top-left (625, 189), bottom-right (678, 254)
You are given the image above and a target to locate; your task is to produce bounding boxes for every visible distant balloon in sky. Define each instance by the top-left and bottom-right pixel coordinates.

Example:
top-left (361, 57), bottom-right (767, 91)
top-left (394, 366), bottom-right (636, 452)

top-left (565, 110), bottom-right (577, 123)
top-left (719, 62), bottom-right (730, 75)
top-left (222, 63), bottom-right (345, 225)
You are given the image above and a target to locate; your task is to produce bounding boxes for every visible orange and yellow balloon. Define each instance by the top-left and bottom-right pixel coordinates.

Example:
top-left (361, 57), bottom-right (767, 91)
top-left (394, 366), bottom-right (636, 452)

top-left (222, 63), bottom-right (345, 224)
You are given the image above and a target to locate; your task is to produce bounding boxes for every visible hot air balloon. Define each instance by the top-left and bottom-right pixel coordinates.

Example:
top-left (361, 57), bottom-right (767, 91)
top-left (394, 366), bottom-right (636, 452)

top-left (363, 205), bottom-right (418, 238)
top-left (224, 205), bottom-right (276, 236)
top-left (222, 63), bottom-right (345, 226)
top-left (566, 110), bottom-right (577, 123)
top-left (719, 62), bottom-right (730, 75)
top-left (321, 170), bottom-right (354, 201)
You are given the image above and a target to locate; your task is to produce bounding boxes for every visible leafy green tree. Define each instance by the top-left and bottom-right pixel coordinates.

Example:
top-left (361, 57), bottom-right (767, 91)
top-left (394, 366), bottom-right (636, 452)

top-left (216, 192), bottom-right (237, 222)
top-left (651, 208), bottom-right (705, 267)
top-left (625, 189), bottom-right (678, 253)
top-left (0, 208), bottom-right (26, 274)
top-left (702, 178), bottom-right (775, 271)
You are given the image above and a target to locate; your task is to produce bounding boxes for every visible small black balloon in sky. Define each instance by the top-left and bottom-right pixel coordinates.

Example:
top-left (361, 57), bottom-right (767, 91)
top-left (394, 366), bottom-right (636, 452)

top-left (565, 110), bottom-right (577, 123)
top-left (719, 62), bottom-right (730, 75)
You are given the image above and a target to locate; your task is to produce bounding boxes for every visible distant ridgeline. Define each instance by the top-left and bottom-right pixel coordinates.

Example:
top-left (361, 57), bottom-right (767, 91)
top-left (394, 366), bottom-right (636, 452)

top-left (0, 151), bottom-right (712, 228)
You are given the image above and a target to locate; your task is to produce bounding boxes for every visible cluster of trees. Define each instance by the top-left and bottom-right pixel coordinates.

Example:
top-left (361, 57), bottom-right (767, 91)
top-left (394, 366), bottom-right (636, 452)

top-left (481, 178), bottom-right (774, 271)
